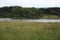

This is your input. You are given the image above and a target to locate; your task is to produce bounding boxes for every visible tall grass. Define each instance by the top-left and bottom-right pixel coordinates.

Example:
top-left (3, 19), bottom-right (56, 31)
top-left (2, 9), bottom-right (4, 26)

top-left (0, 22), bottom-right (60, 40)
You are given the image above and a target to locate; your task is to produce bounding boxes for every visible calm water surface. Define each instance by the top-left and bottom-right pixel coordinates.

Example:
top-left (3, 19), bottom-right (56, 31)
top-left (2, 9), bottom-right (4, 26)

top-left (0, 18), bottom-right (60, 22)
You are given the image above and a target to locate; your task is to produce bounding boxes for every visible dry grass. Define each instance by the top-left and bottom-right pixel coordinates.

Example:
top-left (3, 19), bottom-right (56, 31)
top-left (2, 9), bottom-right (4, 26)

top-left (0, 21), bottom-right (60, 40)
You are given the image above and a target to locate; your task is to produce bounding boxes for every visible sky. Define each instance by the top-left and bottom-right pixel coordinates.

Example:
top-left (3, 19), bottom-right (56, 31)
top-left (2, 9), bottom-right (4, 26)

top-left (0, 0), bottom-right (60, 8)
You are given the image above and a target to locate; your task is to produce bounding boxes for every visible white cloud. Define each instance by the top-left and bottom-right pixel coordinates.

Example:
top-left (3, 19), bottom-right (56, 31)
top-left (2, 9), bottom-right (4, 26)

top-left (0, 0), bottom-right (60, 7)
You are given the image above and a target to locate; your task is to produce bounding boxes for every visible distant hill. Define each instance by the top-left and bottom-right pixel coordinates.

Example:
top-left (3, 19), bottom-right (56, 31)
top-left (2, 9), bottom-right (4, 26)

top-left (0, 6), bottom-right (60, 19)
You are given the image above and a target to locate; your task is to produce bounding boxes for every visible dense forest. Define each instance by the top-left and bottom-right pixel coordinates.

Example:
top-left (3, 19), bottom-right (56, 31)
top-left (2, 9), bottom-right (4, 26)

top-left (0, 6), bottom-right (60, 19)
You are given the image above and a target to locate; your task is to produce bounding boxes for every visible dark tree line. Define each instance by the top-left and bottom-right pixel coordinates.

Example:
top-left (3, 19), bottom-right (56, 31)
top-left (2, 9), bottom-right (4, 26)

top-left (0, 6), bottom-right (60, 19)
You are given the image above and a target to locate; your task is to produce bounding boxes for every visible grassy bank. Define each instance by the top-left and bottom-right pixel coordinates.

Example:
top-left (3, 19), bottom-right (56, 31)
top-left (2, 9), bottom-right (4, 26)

top-left (42, 15), bottom-right (60, 19)
top-left (0, 22), bottom-right (60, 40)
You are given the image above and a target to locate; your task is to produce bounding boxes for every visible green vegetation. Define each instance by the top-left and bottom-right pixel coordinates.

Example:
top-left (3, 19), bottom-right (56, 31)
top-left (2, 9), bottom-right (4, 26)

top-left (42, 15), bottom-right (59, 18)
top-left (0, 22), bottom-right (60, 40)
top-left (0, 6), bottom-right (60, 19)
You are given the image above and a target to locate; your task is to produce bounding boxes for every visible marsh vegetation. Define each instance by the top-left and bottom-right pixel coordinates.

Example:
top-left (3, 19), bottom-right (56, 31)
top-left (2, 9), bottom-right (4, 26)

top-left (0, 22), bottom-right (60, 40)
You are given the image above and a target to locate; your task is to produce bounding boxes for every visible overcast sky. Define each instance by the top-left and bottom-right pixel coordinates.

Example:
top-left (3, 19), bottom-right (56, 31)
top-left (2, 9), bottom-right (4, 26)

top-left (0, 0), bottom-right (60, 8)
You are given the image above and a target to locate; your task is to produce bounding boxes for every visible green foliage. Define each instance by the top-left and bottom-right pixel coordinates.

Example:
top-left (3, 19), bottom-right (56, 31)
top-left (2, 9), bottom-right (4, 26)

top-left (0, 6), bottom-right (60, 19)
top-left (42, 15), bottom-right (59, 18)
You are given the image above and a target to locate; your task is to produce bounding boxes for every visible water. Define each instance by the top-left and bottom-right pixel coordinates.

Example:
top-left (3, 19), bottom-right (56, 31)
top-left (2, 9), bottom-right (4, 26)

top-left (16, 19), bottom-right (60, 22)
top-left (0, 18), bottom-right (60, 22)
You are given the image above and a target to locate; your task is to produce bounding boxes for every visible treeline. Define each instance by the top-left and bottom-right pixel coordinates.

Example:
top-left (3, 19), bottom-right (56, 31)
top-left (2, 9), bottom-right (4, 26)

top-left (0, 6), bottom-right (60, 19)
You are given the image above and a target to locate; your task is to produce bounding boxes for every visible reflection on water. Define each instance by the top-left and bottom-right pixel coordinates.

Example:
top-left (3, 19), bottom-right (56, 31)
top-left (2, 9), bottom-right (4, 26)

top-left (18, 19), bottom-right (60, 22)
top-left (0, 18), bottom-right (60, 22)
